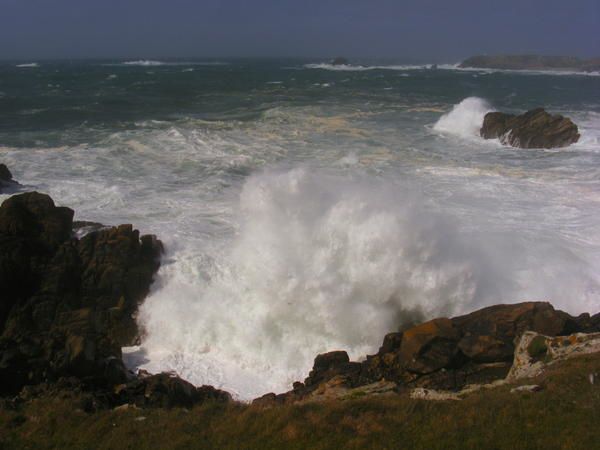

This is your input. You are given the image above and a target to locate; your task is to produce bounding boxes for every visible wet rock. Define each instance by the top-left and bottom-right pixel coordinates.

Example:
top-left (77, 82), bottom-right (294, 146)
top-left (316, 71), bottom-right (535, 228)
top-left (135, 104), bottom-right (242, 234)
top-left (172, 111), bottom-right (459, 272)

top-left (0, 164), bottom-right (13, 184)
top-left (304, 351), bottom-right (361, 388)
top-left (480, 108), bottom-right (580, 148)
top-left (0, 164), bottom-right (19, 194)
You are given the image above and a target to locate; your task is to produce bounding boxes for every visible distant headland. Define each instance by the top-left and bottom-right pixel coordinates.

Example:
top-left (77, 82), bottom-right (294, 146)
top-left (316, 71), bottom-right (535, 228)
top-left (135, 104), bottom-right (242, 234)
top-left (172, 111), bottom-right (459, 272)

top-left (459, 54), bottom-right (600, 72)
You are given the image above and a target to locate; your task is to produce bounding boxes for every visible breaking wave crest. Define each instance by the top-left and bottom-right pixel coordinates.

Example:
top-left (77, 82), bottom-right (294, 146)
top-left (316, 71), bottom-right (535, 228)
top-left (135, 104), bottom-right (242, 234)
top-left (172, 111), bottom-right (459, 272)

top-left (132, 168), bottom-right (508, 400)
top-left (433, 97), bottom-right (494, 138)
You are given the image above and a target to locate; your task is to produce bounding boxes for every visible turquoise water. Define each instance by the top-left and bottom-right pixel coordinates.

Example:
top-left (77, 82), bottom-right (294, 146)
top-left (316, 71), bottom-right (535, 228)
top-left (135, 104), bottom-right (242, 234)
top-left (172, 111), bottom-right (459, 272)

top-left (1, 59), bottom-right (599, 399)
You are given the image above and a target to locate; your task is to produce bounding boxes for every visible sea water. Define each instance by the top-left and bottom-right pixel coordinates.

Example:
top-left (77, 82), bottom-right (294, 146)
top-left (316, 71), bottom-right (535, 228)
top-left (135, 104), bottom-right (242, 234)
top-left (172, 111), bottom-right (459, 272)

top-left (1, 59), bottom-right (599, 399)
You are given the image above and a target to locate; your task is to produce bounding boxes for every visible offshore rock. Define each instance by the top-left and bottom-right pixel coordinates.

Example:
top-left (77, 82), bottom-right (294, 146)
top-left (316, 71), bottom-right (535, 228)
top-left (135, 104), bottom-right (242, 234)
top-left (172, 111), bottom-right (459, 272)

top-left (331, 57), bottom-right (349, 66)
top-left (0, 164), bottom-right (19, 193)
top-left (480, 108), bottom-right (580, 149)
top-left (0, 192), bottom-right (163, 395)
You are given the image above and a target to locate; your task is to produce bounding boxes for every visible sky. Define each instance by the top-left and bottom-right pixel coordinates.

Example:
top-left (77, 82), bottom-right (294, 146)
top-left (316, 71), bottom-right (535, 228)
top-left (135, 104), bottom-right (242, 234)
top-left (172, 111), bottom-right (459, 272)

top-left (0, 0), bottom-right (598, 60)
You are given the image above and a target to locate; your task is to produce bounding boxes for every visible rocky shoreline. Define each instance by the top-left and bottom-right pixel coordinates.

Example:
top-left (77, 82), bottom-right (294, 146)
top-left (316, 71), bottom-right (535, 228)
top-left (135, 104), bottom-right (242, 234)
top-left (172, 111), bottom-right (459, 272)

top-left (1, 164), bottom-right (599, 413)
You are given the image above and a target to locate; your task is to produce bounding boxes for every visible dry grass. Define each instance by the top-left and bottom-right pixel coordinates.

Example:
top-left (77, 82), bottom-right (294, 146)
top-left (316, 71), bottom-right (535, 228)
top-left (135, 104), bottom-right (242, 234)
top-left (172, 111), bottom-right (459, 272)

top-left (1, 354), bottom-right (599, 450)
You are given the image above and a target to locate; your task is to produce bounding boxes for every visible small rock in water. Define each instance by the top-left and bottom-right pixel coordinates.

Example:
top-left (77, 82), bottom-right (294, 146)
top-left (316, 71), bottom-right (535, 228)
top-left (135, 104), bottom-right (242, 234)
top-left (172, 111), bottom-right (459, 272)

top-left (480, 108), bottom-right (580, 149)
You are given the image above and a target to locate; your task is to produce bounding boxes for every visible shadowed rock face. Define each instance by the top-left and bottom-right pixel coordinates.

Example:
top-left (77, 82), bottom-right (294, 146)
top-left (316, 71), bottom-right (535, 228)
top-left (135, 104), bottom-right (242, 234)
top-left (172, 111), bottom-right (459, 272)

top-left (0, 192), bottom-right (163, 395)
top-left (0, 164), bottom-right (18, 193)
top-left (254, 302), bottom-right (599, 405)
top-left (113, 373), bottom-right (232, 409)
top-left (0, 164), bottom-right (12, 183)
top-left (480, 108), bottom-right (580, 149)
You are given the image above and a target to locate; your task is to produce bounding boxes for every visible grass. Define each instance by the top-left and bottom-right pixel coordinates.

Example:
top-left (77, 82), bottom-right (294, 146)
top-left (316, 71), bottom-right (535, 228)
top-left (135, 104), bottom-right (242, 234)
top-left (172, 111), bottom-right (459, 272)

top-left (0, 354), bottom-right (599, 450)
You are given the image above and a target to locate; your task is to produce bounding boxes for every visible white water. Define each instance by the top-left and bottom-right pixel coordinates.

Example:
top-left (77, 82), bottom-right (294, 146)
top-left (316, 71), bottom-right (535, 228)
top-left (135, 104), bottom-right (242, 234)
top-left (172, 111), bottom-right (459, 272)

top-left (3, 93), bottom-right (600, 400)
top-left (433, 97), bottom-right (494, 138)
top-left (304, 62), bottom-right (600, 77)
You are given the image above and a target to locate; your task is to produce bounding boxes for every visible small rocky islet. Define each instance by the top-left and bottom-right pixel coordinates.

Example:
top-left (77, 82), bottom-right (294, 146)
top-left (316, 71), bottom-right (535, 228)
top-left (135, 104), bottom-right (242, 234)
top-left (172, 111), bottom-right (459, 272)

top-left (480, 108), bottom-right (580, 149)
top-left (0, 164), bottom-right (598, 412)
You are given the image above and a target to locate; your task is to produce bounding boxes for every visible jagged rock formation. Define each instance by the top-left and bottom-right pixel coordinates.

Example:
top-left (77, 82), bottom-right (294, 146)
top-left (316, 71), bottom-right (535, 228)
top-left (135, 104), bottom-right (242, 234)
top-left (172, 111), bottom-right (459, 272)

top-left (254, 302), bottom-right (599, 405)
top-left (459, 55), bottom-right (600, 72)
top-left (480, 108), bottom-right (580, 148)
top-left (0, 192), bottom-right (163, 395)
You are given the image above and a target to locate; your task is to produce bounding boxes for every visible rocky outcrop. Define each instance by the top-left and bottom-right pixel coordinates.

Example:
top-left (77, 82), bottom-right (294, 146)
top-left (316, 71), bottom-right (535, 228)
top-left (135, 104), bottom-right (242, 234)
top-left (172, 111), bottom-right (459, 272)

top-left (113, 372), bottom-right (232, 409)
top-left (256, 302), bottom-right (599, 405)
top-left (480, 108), bottom-right (580, 148)
top-left (0, 192), bottom-right (163, 395)
top-left (459, 55), bottom-right (600, 72)
top-left (0, 164), bottom-right (19, 193)
top-left (331, 57), bottom-right (349, 66)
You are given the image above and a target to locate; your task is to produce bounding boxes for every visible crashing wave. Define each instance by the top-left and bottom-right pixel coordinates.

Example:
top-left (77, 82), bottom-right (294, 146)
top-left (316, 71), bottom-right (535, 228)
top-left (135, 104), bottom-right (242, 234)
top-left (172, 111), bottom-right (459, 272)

top-left (433, 97), bottom-right (494, 139)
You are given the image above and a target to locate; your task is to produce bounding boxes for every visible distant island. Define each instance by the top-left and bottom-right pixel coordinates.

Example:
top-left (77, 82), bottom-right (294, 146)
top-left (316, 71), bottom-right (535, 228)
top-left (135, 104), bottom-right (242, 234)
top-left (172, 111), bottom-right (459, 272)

top-left (459, 55), bottom-right (600, 72)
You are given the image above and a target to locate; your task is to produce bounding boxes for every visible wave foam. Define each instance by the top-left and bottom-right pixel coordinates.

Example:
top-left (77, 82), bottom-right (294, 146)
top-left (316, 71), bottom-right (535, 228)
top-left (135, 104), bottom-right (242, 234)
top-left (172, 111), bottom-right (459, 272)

top-left (123, 60), bottom-right (166, 66)
top-left (304, 63), bottom-right (430, 72)
top-left (16, 63), bottom-right (39, 68)
top-left (133, 168), bottom-right (506, 400)
top-left (433, 97), bottom-right (494, 138)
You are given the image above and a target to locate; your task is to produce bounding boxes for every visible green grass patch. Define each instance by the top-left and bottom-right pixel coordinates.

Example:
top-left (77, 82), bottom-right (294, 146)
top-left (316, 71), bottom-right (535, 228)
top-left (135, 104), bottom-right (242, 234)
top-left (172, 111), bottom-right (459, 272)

top-left (0, 354), bottom-right (599, 450)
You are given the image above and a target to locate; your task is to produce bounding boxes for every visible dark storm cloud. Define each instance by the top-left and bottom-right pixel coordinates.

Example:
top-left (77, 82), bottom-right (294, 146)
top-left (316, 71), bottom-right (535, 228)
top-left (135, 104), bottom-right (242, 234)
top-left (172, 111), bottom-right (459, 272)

top-left (0, 0), bottom-right (598, 60)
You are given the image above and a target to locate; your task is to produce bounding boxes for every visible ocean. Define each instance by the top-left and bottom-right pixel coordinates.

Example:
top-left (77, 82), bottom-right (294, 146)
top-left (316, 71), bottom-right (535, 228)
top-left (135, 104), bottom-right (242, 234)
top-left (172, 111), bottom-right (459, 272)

top-left (1, 58), bottom-right (599, 399)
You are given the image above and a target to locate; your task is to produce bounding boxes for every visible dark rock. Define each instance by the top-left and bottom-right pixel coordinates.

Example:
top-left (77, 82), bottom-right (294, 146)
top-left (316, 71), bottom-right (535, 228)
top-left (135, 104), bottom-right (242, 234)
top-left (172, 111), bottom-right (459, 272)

top-left (72, 221), bottom-right (107, 238)
top-left (0, 164), bottom-right (13, 183)
top-left (399, 318), bottom-right (461, 374)
top-left (0, 192), bottom-right (74, 251)
top-left (378, 332), bottom-right (403, 354)
top-left (0, 164), bottom-right (19, 194)
top-left (115, 373), bottom-right (231, 409)
top-left (480, 108), bottom-right (580, 149)
top-left (451, 302), bottom-right (575, 344)
top-left (275, 301), bottom-right (595, 402)
top-left (331, 57), bottom-right (349, 66)
top-left (0, 191), bottom-right (163, 396)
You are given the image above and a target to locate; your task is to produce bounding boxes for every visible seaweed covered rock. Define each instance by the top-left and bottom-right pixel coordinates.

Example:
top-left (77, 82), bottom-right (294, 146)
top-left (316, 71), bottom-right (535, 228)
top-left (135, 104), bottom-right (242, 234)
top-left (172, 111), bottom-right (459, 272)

top-left (0, 192), bottom-right (163, 395)
top-left (480, 108), bottom-right (580, 149)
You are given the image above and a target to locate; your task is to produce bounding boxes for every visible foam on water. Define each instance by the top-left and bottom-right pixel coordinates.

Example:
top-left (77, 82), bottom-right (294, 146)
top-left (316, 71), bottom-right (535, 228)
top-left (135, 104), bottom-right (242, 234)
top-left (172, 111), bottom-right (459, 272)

top-left (2, 62), bottom-right (599, 401)
top-left (304, 63), bottom-right (430, 72)
top-left (433, 97), bottom-right (494, 138)
top-left (133, 168), bottom-right (501, 399)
